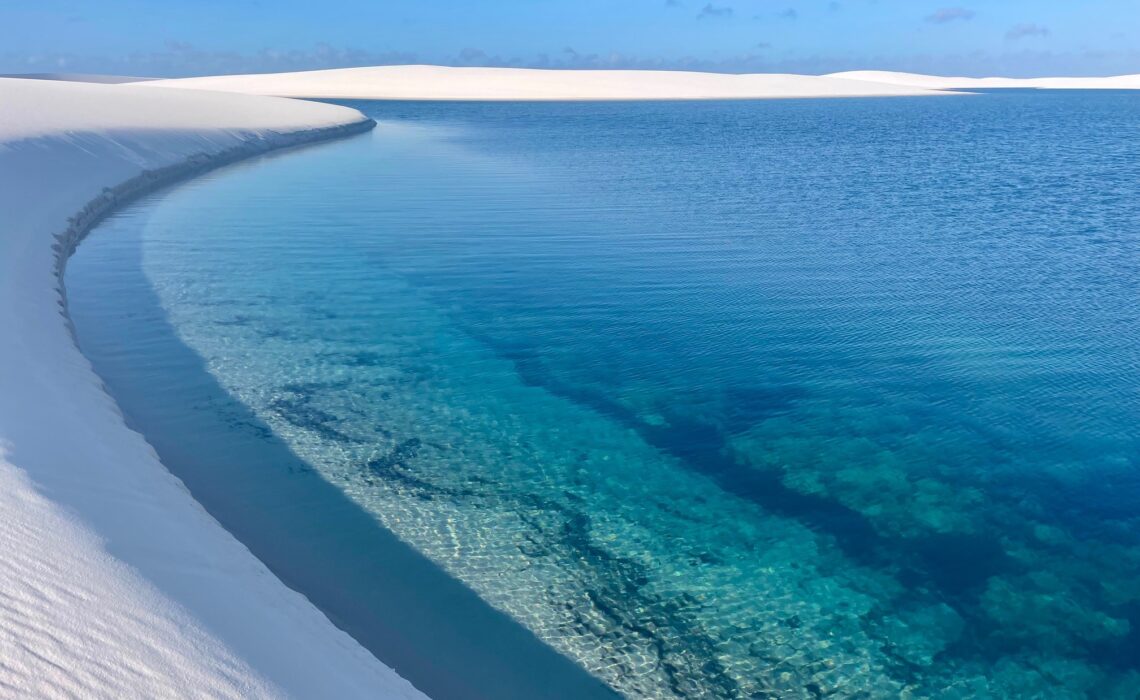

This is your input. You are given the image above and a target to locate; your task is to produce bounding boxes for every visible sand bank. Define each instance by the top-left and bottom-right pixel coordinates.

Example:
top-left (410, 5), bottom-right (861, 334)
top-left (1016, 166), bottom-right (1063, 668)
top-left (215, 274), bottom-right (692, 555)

top-left (142, 64), bottom-right (955, 100)
top-left (0, 77), bottom-right (423, 698)
top-left (829, 70), bottom-right (1140, 90)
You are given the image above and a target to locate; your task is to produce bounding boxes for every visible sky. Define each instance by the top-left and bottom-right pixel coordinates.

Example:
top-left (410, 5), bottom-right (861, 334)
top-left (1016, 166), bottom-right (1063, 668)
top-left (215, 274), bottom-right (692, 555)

top-left (2, 0), bottom-right (1139, 78)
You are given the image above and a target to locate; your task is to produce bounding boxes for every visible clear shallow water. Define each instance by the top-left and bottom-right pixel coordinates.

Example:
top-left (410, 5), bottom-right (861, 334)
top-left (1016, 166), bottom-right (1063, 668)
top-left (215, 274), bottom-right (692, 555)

top-left (68, 94), bottom-right (1140, 698)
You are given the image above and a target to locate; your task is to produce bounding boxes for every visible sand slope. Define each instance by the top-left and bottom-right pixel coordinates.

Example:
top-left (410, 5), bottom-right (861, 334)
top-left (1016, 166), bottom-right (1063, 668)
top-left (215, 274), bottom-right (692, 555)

top-left (0, 77), bottom-right (424, 699)
top-left (143, 64), bottom-right (954, 100)
top-left (828, 70), bottom-right (1140, 90)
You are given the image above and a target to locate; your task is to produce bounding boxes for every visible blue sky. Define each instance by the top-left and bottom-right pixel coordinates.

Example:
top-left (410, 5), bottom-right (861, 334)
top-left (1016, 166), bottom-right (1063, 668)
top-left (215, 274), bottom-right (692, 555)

top-left (2, 0), bottom-right (1138, 77)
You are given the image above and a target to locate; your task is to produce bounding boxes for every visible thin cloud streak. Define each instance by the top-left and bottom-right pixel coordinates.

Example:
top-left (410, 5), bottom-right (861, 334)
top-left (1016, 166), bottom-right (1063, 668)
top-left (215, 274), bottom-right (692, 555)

top-left (926, 8), bottom-right (975, 24)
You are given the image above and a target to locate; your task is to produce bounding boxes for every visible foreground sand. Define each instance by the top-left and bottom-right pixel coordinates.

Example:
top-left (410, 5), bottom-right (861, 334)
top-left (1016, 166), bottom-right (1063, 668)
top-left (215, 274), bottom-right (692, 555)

top-left (0, 77), bottom-right (424, 699)
top-left (142, 64), bottom-right (956, 100)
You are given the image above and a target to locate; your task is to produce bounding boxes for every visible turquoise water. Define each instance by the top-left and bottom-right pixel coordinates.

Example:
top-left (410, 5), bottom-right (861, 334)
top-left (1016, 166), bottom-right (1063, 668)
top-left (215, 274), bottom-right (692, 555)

top-left (68, 94), bottom-right (1140, 699)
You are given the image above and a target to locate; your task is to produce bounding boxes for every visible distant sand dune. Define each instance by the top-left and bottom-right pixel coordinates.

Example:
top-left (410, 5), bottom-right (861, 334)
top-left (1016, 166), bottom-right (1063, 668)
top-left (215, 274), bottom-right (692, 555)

top-left (142, 64), bottom-right (957, 100)
top-left (142, 66), bottom-right (1140, 100)
top-left (828, 70), bottom-right (1140, 90)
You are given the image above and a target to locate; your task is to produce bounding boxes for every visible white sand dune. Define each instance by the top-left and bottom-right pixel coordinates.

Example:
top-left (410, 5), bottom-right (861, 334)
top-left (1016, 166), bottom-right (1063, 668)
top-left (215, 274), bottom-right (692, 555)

top-left (29, 65), bottom-right (1138, 100)
top-left (0, 77), bottom-right (424, 699)
top-left (142, 64), bottom-right (955, 100)
top-left (828, 70), bottom-right (1140, 90)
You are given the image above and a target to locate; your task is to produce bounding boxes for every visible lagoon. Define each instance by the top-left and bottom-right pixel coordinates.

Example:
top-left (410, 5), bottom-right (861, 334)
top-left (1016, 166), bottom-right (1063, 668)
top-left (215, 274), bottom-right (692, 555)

top-left (68, 93), bottom-right (1140, 698)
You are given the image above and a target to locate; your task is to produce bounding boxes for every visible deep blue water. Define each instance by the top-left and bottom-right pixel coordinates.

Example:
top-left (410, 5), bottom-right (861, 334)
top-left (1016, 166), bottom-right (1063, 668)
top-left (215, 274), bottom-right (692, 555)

top-left (68, 93), bottom-right (1140, 699)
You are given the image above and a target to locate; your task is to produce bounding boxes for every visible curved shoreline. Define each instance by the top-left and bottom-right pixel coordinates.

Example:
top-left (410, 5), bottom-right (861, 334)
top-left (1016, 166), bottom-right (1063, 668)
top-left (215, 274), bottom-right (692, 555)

top-left (54, 117), bottom-right (376, 292)
top-left (52, 117), bottom-right (376, 355)
top-left (64, 116), bottom-right (621, 700)
top-left (0, 78), bottom-right (423, 698)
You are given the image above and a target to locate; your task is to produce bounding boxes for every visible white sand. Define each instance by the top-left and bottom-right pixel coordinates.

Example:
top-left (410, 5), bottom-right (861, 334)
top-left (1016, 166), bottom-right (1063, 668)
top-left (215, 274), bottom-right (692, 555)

top-left (142, 64), bottom-right (955, 100)
top-left (829, 70), bottom-right (1140, 90)
top-left (0, 77), bottom-right (424, 699)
